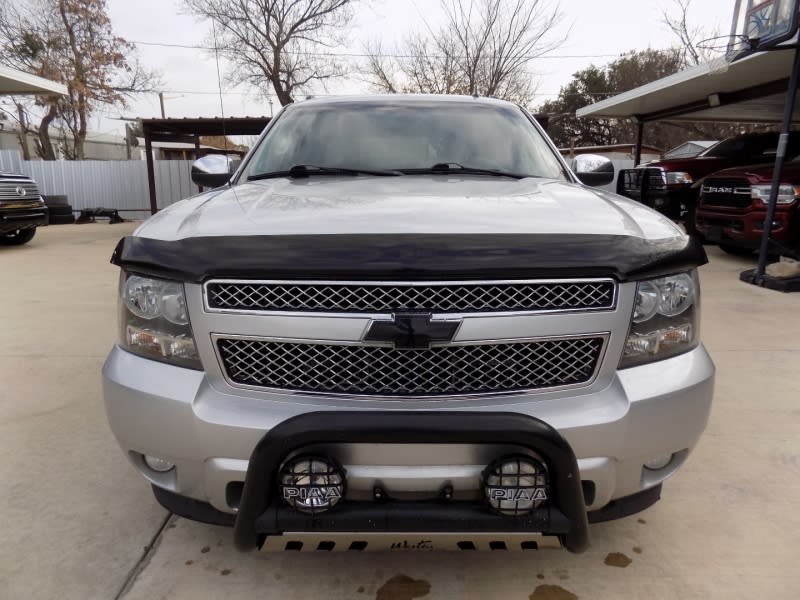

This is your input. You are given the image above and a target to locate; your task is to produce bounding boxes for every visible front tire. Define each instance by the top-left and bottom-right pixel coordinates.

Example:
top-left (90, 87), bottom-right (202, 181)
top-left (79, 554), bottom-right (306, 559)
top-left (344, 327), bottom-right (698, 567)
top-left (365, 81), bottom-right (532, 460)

top-left (0, 228), bottom-right (36, 246)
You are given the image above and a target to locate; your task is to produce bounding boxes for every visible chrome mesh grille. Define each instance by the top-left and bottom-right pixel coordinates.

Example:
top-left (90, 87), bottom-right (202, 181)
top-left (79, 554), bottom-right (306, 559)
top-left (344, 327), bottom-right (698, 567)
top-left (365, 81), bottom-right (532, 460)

top-left (206, 280), bottom-right (615, 313)
top-left (216, 337), bottom-right (605, 396)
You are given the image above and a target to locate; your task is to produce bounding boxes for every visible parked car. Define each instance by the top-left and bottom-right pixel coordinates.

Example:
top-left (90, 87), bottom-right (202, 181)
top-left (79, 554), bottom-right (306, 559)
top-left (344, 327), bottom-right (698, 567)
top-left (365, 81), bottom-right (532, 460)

top-left (0, 172), bottom-right (48, 245)
top-left (103, 95), bottom-right (714, 553)
top-left (617, 131), bottom-right (800, 224)
top-left (696, 158), bottom-right (800, 256)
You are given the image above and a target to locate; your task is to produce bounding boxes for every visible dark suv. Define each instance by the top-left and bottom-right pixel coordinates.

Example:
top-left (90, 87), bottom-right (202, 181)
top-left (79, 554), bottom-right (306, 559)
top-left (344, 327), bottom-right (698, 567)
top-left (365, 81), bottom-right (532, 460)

top-left (0, 172), bottom-right (48, 245)
top-left (617, 132), bottom-right (800, 223)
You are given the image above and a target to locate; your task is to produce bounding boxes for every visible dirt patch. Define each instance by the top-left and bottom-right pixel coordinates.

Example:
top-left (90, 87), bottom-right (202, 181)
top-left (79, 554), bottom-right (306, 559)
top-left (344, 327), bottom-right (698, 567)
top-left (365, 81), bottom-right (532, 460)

top-left (200, 546), bottom-right (210, 554)
top-left (637, 518), bottom-right (646, 524)
top-left (375, 574), bottom-right (431, 600)
top-left (220, 569), bottom-right (231, 576)
top-left (358, 586), bottom-right (366, 593)
top-left (632, 546), bottom-right (643, 554)
top-left (604, 552), bottom-right (633, 568)
top-left (529, 584), bottom-right (578, 600)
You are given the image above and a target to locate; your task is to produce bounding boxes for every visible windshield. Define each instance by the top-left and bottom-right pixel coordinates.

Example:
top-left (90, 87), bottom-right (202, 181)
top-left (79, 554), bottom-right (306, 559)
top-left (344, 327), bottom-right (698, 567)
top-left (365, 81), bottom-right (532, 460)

top-left (243, 100), bottom-right (567, 179)
top-left (699, 132), bottom-right (800, 161)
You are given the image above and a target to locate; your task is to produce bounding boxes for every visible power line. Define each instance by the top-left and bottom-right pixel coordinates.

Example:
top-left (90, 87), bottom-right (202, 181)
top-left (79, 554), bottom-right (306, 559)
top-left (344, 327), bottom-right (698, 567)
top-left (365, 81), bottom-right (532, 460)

top-left (160, 88), bottom-right (618, 98)
top-left (129, 39), bottom-right (621, 60)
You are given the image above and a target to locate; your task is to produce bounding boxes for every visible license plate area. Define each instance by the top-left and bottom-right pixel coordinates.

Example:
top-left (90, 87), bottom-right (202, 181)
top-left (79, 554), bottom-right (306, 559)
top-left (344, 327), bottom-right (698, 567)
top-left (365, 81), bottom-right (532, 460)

top-left (260, 532), bottom-right (563, 552)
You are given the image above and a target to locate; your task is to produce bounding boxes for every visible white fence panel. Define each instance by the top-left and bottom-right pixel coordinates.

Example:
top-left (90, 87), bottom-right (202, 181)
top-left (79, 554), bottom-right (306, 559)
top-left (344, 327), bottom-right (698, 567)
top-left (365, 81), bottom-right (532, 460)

top-left (0, 149), bottom-right (23, 173)
top-left (0, 150), bottom-right (197, 220)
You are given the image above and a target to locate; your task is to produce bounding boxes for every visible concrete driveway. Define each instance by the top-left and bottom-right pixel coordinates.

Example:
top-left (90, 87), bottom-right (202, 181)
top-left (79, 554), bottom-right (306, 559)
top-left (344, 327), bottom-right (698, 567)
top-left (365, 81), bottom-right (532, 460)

top-left (1, 223), bottom-right (798, 600)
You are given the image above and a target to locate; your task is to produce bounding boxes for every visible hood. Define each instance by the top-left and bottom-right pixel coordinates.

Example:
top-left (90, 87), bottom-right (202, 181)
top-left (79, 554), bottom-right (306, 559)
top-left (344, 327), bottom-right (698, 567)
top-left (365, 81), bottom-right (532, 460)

top-left (643, 156), bottom-right (735, 176)
top-left (0, 172), bottom-right (33, 181)
top-left (115, 176), bottom-right (705, 283)
top-left (703, 160), bottom-right (800, 184)
top-left (136, 176), bottom-right (682, 242)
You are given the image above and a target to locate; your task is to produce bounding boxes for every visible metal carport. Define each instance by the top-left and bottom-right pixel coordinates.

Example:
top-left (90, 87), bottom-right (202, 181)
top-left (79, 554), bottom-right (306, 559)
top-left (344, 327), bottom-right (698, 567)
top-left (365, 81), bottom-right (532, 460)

top-left (140, 117), bottom-right (270, 215)
top-left (577, 28), bottom-right (800, 289)
top-left (0, 64), bottom-right (67, 96)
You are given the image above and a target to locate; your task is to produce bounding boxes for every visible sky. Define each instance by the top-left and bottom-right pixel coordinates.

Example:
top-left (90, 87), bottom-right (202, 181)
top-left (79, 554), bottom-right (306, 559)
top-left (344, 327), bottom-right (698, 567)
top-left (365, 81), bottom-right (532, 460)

top-left (89, 0), bottom-right (738, 140)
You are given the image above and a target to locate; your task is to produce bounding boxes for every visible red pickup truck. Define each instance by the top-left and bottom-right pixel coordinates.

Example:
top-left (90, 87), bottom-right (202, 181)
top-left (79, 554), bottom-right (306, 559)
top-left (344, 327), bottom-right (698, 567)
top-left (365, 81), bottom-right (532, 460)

top-left (617, 132), bottom-right (800, 226)
top-left (695, 159), bottom-right (800, 256)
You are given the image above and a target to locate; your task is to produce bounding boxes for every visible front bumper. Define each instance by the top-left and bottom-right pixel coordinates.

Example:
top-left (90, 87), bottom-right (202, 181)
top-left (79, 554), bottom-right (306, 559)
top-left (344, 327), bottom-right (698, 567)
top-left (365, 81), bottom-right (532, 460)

top-left (103, 343), bottom-right (714, 543)
top-left (233, 411), bottom-right (589, 552)
top-left (696, 205), bottom-right (798, 249)
top-left (0, 204), bottom-right (48, 234)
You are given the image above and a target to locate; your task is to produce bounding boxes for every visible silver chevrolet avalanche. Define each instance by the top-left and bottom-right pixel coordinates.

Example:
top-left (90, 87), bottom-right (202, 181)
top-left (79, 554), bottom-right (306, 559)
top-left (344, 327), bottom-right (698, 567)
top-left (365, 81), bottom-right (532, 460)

top-left (103, 95), bottom-right (714, 553)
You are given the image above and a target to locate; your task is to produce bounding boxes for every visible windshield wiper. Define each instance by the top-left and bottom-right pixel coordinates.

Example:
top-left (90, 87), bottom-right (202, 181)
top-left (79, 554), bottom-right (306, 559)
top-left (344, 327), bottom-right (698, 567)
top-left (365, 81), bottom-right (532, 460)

top-left (398, 162), bottom-right (530, 180)
top-left (248, 164), bottom-right (403, 181)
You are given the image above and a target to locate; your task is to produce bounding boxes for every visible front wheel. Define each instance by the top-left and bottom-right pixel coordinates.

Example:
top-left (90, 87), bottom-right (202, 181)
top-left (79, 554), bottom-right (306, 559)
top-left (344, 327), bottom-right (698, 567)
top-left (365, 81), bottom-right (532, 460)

top-left (0, 228), bottom-right (37, 246)
top-left (719, 243), bottom-right (754, 257)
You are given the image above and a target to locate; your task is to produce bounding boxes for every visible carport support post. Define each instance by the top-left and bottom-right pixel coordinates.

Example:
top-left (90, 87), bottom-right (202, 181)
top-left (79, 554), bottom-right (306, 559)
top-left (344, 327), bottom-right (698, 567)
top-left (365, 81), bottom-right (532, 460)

top-left (144, 128), bottom-right (158, 215)
top-left (754, 45), bottom-right (800, 282)
top-left (633, 120), bottom-right (644, 166)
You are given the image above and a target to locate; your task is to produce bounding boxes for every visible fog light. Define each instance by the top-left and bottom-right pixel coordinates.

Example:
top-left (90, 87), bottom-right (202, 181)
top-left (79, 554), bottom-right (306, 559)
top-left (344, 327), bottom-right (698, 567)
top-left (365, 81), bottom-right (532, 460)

top-left (644, 454), bottom-right (672, 471)
top-left (279, 456), bottom-right (345, 514)
top-left (144, 454), bottom-right (175, 473)
top-left (483, 455), bottom-right (549, 516)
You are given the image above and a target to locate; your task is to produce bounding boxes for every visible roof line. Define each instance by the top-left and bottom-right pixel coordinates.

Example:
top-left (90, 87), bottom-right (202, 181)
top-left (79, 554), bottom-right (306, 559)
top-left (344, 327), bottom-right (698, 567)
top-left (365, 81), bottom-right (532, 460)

top-left (0, 64), bottom-right (68, 96)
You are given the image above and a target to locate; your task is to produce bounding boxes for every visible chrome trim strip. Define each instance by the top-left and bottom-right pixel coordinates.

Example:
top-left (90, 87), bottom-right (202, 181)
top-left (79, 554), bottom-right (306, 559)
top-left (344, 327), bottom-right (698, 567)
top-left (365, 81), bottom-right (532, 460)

top-left (202, 277), bottom-right (619, 316)
top-left (210, 332), bottom-right (610, 400)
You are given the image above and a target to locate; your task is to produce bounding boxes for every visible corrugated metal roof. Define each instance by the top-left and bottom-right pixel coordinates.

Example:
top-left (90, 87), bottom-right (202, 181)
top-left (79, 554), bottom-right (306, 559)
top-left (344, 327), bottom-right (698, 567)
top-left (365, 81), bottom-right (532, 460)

top-left (576, 44), bottom-right (798, 124)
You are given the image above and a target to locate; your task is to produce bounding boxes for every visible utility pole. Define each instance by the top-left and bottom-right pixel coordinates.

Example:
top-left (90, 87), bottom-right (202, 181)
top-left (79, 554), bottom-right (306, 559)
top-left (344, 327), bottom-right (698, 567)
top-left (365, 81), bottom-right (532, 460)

top-left (159, 92), bottom-right (166, 118)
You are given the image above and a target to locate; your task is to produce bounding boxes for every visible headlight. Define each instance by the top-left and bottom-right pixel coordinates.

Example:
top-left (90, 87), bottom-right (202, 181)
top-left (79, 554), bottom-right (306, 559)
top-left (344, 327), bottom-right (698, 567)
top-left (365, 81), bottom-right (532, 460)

top-left (751, 184), bottom-right (799, 205)
top-left (118, 272), bottom-right (201, 369)
top-left (665, 171), bottom-right (693, 185)
top-left (620, 271), bottom-right (700, 368)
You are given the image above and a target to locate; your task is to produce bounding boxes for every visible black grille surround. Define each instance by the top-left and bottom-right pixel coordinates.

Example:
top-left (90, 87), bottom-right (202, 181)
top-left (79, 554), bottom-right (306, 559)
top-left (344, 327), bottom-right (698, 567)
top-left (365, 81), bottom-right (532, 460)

top-left (700, 178), bottom-right (752, 208)
top-left (215, 336), bottom-right (607, 397)
top-left (205, 279), bottom-right (616, 314)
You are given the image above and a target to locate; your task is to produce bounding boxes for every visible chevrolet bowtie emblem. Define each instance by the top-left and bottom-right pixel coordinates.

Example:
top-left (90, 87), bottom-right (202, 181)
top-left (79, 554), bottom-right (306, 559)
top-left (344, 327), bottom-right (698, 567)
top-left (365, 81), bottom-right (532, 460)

top-left (364, 313), bottom-right (460, 350)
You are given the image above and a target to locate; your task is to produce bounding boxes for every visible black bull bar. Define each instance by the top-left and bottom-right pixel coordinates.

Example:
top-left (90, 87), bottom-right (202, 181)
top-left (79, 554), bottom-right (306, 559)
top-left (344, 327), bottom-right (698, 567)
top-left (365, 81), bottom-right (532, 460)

top-left (233, 411), bottom-right (590, 553)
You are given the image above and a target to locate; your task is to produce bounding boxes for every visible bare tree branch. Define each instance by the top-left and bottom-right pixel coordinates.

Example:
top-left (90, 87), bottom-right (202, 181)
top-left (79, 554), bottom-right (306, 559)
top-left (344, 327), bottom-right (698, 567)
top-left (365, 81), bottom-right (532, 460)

top-left (361, 0), bottom-right (565, 105)
top-left (661, 0), bottom-right (720, 66)
top-left (0, 0), bottom-right (158, 159)
top-left (184, 0), bottom-right (358, 106)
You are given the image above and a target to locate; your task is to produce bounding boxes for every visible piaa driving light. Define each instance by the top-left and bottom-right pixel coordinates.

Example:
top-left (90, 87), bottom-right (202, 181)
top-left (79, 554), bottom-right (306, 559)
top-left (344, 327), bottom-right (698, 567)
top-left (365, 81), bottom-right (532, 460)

top-left (119, 273), bottom-right (201, 369)
top-left (621, 271), bottom-right (700, 368)
top-left (279, 456), bottom-right (345, 514)
top-left (483, 455), bottom-right (549, 516)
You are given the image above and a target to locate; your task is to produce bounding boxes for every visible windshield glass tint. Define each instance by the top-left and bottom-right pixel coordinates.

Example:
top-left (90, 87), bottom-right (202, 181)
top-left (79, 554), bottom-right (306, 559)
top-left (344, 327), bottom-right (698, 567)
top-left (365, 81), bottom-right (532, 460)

top-left (245, 101), bottom-right (566, 179)
top-left (699, 133), bottom-right (800, 160)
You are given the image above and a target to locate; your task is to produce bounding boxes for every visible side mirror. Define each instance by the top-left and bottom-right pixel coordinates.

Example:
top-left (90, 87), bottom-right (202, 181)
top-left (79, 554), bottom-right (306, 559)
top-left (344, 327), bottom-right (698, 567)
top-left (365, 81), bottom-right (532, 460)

top-left (191, 155), bottom-right (235, 188)
top-left (572, 154), bottom-right (615, 187)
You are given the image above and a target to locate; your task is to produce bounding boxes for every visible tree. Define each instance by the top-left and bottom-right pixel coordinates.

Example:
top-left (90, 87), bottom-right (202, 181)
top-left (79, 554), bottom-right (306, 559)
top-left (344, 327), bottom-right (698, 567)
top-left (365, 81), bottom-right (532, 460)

top-left (539, 49), bottom-right (685, 149)
top-left (537, 65), bottom-right (616, 148)
top-left (661, 0), bottom-right (719, 67)
top-left (363, 0), bottom-right (566, 105)
top-left (0, 0), bottom-right (157, 160)
top-left (184, 0), bottom-right (358, 107)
